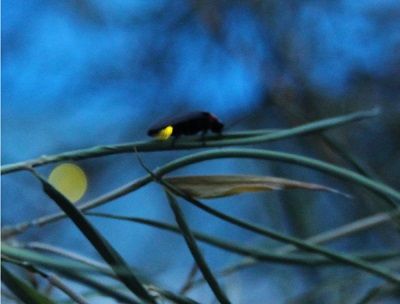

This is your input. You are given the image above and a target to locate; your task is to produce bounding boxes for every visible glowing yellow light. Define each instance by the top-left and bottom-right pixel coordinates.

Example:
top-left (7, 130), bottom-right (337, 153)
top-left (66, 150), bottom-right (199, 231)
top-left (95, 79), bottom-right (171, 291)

top-left (48, 163), bottom-right (88, 203)
top-left (156, 125), bottom-right (173, 140)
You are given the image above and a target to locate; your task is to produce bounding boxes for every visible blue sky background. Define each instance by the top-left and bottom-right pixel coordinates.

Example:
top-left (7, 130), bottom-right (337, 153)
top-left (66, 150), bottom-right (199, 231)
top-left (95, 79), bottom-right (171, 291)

top-left (2, 1), bottom-right (400, 303)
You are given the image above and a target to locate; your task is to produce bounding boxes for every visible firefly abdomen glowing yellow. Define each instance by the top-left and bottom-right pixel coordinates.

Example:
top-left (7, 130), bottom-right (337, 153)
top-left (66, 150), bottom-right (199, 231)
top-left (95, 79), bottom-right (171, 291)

top-left (155, 125), bottom-right (174, 140)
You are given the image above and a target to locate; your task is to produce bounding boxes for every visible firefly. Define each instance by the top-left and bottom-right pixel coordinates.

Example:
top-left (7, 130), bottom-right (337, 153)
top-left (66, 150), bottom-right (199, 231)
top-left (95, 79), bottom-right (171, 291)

top-left (147, 111), bottom-right (224, 140)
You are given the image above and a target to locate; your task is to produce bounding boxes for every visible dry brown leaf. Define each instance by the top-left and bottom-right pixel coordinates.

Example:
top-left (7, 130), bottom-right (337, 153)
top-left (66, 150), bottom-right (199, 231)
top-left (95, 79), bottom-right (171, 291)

top-left (165, 175), bottom-right (351, 199)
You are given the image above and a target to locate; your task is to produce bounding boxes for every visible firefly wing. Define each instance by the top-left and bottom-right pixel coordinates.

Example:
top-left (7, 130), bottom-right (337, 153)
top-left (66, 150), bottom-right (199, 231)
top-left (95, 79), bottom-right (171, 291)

top-left (147, 111), bottom-right (208, 135)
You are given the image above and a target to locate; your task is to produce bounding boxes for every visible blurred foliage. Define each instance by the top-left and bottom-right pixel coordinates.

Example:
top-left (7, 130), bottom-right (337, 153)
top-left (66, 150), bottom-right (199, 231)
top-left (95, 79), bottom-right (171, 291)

top-left (2, 0), bottom-right (400, 303)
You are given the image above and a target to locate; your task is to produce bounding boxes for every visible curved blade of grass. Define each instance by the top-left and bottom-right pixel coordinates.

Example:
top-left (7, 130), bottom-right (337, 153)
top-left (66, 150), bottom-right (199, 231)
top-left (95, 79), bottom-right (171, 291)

top-left (61, 275), bottom-right (201, 304)
top-left (3, 244), bottom-right (198, 304)
top-left (135, 155), bottom-right (400, 286)
top-left (166, 191), bottom-right (231, 304)
top-left (1, 252), bottom-right (140, 304)
top-left (172, 188), bottom-right (400, 285)
top-left (57, 282), bottom-right (201, 304)
top-left (1, 265), bottom-right (56, 304)
top-left (3, 256), bottom-right (89, 304)
top-left (2, 243), bottom-right (111, 275)
top-left (55, 270), bottom-right (142, 304)
top-left (29, 169), bottom-right (155, 303)
top-left (88, 212), bottom-right (400, 266)
top-left (1, 108), bottom-right (379, 175)
top-left (321, 134), bottom-right (398, 208)
top-left (277, 209), bottom-right (400, 255)
top-left (4, 145), bottom-right (399, 240)
top-left (26, 242), bottom-right (114, 276)
top-left (355, 284), bottom-right (400, 304)
top-left (155, 149), bottom-right (400, 202)
top-left (148, 285), bottom-right (201, 304)
top-left (86, 212), bottom-right (320, 266)
top-left (218, 208), bottom-right (400, 277)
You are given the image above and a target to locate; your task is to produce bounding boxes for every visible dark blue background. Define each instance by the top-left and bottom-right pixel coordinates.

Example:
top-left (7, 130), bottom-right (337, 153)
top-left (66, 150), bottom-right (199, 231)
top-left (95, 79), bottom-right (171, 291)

top-left (3, 1), bottom-right (400, 303)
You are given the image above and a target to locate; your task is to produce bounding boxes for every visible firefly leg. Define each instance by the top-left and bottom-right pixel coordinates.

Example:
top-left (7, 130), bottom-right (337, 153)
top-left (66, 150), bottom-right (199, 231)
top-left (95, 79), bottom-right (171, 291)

top-left (201, 130), bottom-right (208, 146)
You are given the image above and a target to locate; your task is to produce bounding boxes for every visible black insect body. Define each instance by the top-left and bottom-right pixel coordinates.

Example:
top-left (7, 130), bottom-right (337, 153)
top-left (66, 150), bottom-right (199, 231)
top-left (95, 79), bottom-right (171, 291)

top-left (147, 111), bottom-right (224, 139)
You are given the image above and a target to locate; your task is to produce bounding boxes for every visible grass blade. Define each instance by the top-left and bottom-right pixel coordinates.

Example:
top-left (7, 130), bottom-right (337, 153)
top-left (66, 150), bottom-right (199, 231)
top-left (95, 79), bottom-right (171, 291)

top-left (3, 256), bottom-right (89, 304)
top-left (88, 212), bottom-right (400, 266)
top-left (1, 108), bottom-right (379, 175)
top-left (29, 169), bottom-right (155, 303)
top-left (136, 157), bottom-right (400, 285)
top-left (218, 208), bottom-right (400, 277)
top-left (148, 285), bottom-right (201, 304)
top-left (1, 265), bottom-right (56, 304)
top-left (155, 148), bottom-right (400, 202)
top-left (3, 146), bottom-right (399, 240)
top-left (2, 243), bottom-right (109, 274)
top-left (3, 244), bottom-right (198, 304)
top-left (26, 242), bottom-right (114, 276)
top-left (58, 271), bottom-right (143, 304)
top-left (87, 212), bottom-right (317, 265)
top-left (166, 191), bottom-right (231, 304)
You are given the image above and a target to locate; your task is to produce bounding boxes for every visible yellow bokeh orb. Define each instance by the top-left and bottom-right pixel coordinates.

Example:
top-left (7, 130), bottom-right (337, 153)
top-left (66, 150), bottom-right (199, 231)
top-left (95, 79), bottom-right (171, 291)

top-left (48, 163), bottom-right (88, 203)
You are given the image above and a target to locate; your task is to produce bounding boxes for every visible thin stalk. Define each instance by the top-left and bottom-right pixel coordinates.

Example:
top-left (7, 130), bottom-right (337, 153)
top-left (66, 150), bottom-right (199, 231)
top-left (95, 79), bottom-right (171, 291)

top-left (2, 147), bottom-right (399, 239)
top-left (2, 257), bottom-right (89, 304)
top-left (166, 191), bottom-right (231, 304)
top-left (1, 108), bottom-right (379, 175)
top-left (87, 212), bottom-right (400, 266)
top-left (219, 208), bottom-right (400, 277)
top-left (139, 166), bottom-right (400, 285)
